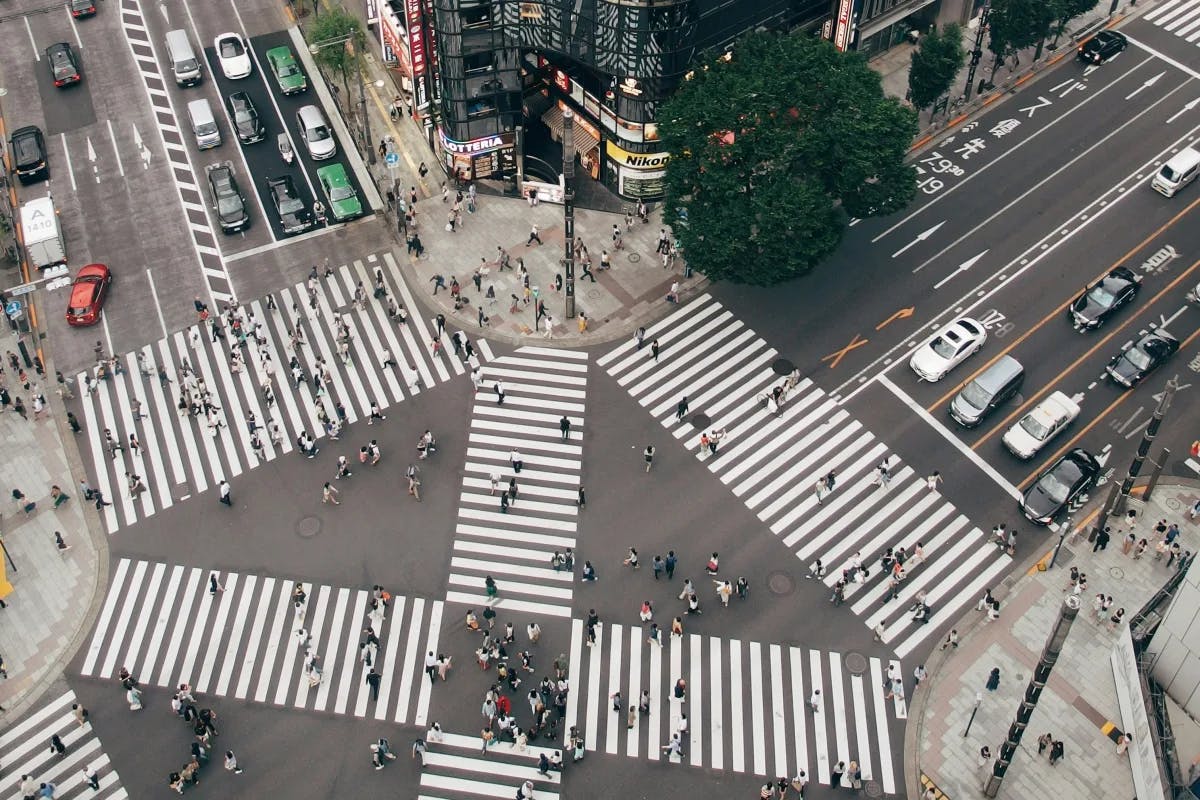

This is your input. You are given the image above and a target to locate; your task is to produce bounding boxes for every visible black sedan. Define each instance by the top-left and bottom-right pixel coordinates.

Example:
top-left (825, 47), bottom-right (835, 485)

top-left (1106, 330), bottom-right (1179, 388)
top-left (1020, 448), bottom-right (1101, 526)
top-left (206, 162), bottom-right (249, 233)
top-left (46, 42), bottom-right (82, 87)
top-left (1069, 266), bottom-right (1139, 330)
top-left (1078, 31), bottom-right (1127, 64)
top-left (228, 92), bottom-right (264, 144)
top-left (10, 126), bottom-right (48, 183)
top-left (267, 176), bottom-right (314, 235)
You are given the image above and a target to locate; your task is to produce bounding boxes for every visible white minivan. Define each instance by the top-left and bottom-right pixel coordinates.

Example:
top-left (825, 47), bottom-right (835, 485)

top-left (297, 105), bottom-right (336, 160)
top-left (166, 29), bottom-right (202, 87)
top-left (187, 99), bottom-right (222, 150)
top-left (1151, 147), bottom-right (1200, 197)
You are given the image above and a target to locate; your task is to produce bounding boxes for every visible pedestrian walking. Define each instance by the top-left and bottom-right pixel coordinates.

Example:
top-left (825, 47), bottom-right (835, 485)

top-left (1049, 740), bottom-right (1064, 765)
top-left (494, 380), bottom-right (505, 405)
top-left (527, 622), bottom-right (541, 643)
top-left (218, 479), bottom-right (232, 506)
top-left (985, 667), bottom-right (1000, 692)
top-left (1094, 525), bottom-right (1111, 552)
top-left (560, 416), bottom-right (571, 440)
top-left (485, 575), bottom-right (498, 604)
top-left (1037, 732), bottom-right (1052, 756)
top-left (528, 224), bottom-right (542, 245)
top-left (578, 485), bottom-right (586, 509)
top-left (808, 689), bottom-right (820, 712)
top-left (676, 396), bottom-right (689, 420)
top-left (49, 734), bottom-right (67, 756)
top-left (624, 547), bottom-right (640, 569)
top-left (940, 629), bottom-right (959, 650)
top-left (926, 470), bottom-right (942, 491)
top-left (650, 339), bottom-right (660, 362)
top-left (831, 761), bottom-right (845, 787)
top-left (224, 750), bottom-right (243, 774)
top-left (643, 445), bottom-right (655, 472)
top-left (366, 668), bottom-right (381, 700)
top-left (81, 765), bottom-right (100, 790)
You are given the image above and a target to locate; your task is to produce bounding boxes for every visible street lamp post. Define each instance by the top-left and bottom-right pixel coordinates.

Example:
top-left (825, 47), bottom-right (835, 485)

top-left (309, 28), bottom-right (374, 165)
top-left (561, 110), bottom-right (576, 319)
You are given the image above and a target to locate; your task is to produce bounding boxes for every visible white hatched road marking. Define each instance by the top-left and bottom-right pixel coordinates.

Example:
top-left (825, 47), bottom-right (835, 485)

top-left (81, 558), bottom-right (440, 723)
top-left (600, 294), bottom-right (1011, 659)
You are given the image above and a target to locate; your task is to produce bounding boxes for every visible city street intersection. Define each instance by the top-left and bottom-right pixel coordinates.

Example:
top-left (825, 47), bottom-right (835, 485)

top-left (3, 0), bottom-right (1200, 798)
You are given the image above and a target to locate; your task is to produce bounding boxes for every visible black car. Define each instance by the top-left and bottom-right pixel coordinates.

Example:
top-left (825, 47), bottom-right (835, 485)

top-left (46, 42), bottom-right (82, 87)
top-left (206, 162), bottom-right (249, 233)
top-left (267, 175), bottom-right (314, 235)
top-left (1106, 330), bottom-right (1179, 388)
top-left (9, 126), bottom-right (48, 183)
top-left (1078, 31), bottom-right (1127, 64)
top-left (69, 0), bottom-right (97, 17)
top-left (227, 92), bottom-right (264, 144)
top-left (1069, 267), bottom-right (1139, 330)
top-left (1020, 448), bottom-right (1101, 526)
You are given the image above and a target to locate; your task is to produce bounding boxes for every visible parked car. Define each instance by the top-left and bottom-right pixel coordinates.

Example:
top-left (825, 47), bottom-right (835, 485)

top-left (66, 263), bottom-right (112, 326)
top-left (1106, 331), bottom-right (1179, 388)
top-left (1002, 391), bottom-right (1082, 459)
top-left (69, 0), bottom-right (97, 17)
top-left (909, 317), bottom-right (987, 382)
top-left (1020, 448), bottom-right (1101, 525)
top-left (317, 164), bottom-right (362, 221)
top-left (266, 46), bottom-right (307, 94)
top-left (9, 126), bottom-right (48, 183)
top-left (47, 42), bottom-right (82, 87)
top-left (214, 32), bottom-right (251, 79)
top-left (1069, 267), bottom-right (1139, 331)
top-left (227, 92), bottom-right (264, 144)
top-left (206, 162), bottom-right (249, 233)
top-left (267, 175), bottom-right (315, 234)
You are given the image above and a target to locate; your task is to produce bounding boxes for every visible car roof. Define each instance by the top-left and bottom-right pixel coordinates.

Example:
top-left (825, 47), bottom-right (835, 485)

top-left (298, 105), bottom-right (325, 124)
top-left (77, 263), bottom-right (108, 277)
top-left (947, 317), bottom-right (982, 336)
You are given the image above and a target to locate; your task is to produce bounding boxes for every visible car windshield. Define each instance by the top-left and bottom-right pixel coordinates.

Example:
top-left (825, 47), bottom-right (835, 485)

top-left (1124, 346), bottom-right (1152, 370)
top-left (1019, 414), bottom-right (1051, 441)
top-left (1086, 285), bottom-right (1115, 308)
top-left (959, 381), bottom-right (991, 409)
top-left (1039, 469), bottom-right (1073, 504)
top-left (930, 336), bottom-right (958, 359)
top-left (330, 186), bottom-right (355, 202)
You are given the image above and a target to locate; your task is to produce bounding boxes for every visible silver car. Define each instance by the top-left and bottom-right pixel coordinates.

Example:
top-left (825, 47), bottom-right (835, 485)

top-left (296, 104), bottom-right (336, 160)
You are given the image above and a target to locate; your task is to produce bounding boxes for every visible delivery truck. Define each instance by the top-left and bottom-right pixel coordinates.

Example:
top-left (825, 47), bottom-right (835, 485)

top-left (20, 196), bottom-right (66, 269)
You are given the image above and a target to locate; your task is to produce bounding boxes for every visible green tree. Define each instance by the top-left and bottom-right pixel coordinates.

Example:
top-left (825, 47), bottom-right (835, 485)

top-left (660, 32), bottom-right (917, 285)
top-left (987, 0), bottom-right (1056, 78)
top-left (1049, 0), bottom-right (1101, 46)
top-left (908, 24), bottom-right (966, 111)
top-left (307, 8), bottom-right (363, 102)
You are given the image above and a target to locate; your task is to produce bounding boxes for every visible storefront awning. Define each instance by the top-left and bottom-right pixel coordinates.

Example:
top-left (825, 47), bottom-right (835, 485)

top-left (542, 104), bottom-right (599, 157)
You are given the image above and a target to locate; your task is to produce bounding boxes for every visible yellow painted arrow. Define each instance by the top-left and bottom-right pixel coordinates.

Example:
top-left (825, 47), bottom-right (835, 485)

top-left (876, 307), bottom-right (915, 331)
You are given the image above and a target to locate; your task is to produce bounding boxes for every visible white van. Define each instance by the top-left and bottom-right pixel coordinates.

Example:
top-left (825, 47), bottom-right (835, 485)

top-left (166, 29), bottom-right (202, 87)
top-left (1151, 147), bottom-right (1200, 197)
top-left (297, 105), bottom-right (336, 160)
top-left (187, 99), bottom-right (222, 150)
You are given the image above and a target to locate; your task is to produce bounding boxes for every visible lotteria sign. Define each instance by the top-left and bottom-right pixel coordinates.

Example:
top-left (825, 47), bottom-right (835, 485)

top-left (606, 140), bottom-right (670, 170)
top-left (440, 130), bottom-right (515, 154)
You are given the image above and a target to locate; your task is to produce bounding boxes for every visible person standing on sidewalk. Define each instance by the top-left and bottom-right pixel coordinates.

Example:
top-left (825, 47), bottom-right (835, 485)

top-left (985, 667), bottom-right (1000, 692)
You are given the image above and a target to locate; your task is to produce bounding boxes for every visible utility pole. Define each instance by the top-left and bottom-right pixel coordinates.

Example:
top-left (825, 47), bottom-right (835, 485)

top-left (561, 110), bottom-right (576, 319)
top-left (984, 595), bottom-right (1081, 797)
top-left (1113, 375), bottom-right (1177, 515)
top-left (964, 5), bottom-right (990, 100)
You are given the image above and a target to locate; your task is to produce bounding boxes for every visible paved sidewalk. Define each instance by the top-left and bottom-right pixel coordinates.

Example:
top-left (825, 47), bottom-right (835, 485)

top-left (0, 369), bottom-right (108, 722)
top-left (910, 480), bottom-right (1198, 799)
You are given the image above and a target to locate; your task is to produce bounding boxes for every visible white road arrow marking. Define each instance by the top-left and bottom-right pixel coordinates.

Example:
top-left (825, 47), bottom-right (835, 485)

top-left (1167, 98), bottom-right (1200, 123)
top-left (933, 249), bottom-right (988, 287)
top-left (159, 2), bottom-right (170, 22)
top-left (134, 125), bottom-right (150, 169)
top-left (86, 137), bottom-right (100, 184)
top-left (1126, 71), bottom-right (1165, 101)
top-left (891, 221), bottom-right (945, 258)
top-left (1157, 305), bottom-right (1188, 330)
top-left (1096, 443), bottom-right (1112, 469)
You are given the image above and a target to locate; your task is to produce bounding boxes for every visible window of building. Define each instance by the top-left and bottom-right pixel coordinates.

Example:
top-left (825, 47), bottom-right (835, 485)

top-left (461, 5), bottom-right (492, 30)
top-left (519, 2), bottom-right (543, 20)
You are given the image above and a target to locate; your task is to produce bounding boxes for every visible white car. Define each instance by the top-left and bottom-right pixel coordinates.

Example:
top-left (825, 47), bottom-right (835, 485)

top-left (1003, 391), bottom-right (1082, 459)
top-left (214, 33), bottom-right (252, 79)
top-left (909, 317), bottom-right (987, 382)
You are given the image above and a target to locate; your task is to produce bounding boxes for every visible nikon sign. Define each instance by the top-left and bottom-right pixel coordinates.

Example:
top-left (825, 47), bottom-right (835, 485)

top-left (606, 141), bottom-right (670, 171)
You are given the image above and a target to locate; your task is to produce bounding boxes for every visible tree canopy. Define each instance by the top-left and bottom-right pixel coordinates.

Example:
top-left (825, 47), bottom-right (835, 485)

top-left (908, 24), bottom-right (966, 110)
top-left (660, 32), bottom-right (917, 286)
top-left (308, 8), bottom-right (364, 96)
top-left (987, 0), bottom-right (1056, 71)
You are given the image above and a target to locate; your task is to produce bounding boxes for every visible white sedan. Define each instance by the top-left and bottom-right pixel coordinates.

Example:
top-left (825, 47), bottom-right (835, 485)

top-left (214, 33), bottom-right (252, 79)
top-left (1003, 391), bottom-right (1082, 459)
top-left (909, 317), bottom-right (987, 382)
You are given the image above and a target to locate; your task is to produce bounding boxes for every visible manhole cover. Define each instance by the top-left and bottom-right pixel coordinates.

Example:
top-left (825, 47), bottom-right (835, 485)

top-left (690, 412), bottom-right (711, 429)
top-left (844, 653), bottom-right (868, 675)
top-left (1108, 566), bottom-right (1126, 581)
top-left (768, 571), bottom-right (795, 596)
top-left (862, 780), bottom-right (883, 798)
top-left (297, 516), bottom-right (321, 538)
top-left (772, 358), bottom-right (794, 376)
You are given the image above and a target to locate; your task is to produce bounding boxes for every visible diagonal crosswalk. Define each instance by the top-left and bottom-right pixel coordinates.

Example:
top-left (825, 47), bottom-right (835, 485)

top-left (80, 558), bottom-right (442, 724)
top-left (597, 294), bottom-right (1012, 659)
top-left (444, 348), bottom-right (587, 619)
top-left (1145, 0), bottom-right (1200, 46)
top-left (418, 731), bottom-right (561, 800)
top-left (76, 251), bottom-right (494, 533)
top-left (0, 690), bottom-right (127, 800)
top-left (563, 620), bottom-right (902, 792)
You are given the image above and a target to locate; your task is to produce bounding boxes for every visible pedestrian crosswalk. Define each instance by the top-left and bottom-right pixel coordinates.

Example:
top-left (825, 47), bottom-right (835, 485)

top-left (597, 294), bottom-right (1013, 659)
top-left (1145, 0), bottom-right (1200, 48)
top-left (76, 251), bottom-right (494, 533)
top-left (562, 620), bottom-right (902, 792)
top-left (0, 690), bottom-right (127, 799)
top-left (444, 347), bottom-right (587, 619)
top-left (418, 731), bottom-right (561, 800)
top-left (80, 558), bottom-right (442, 723)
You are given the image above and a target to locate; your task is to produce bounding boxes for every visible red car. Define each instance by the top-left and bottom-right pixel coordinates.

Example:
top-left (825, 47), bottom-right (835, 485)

top-left (66, 264), bottom-right (111, 326)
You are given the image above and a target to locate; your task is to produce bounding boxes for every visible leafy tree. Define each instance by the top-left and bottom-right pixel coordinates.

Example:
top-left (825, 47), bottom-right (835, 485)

top-left (660, 32), bottom-right (916, 285)
top-left (987, 0), bottom-right (1056, 78)
top-left (908, 24), bottom-right (966, 110)
top-left (1050, 0), bottom-right (1101, 46)
top-left (308, 8), bottom-right (364, 101)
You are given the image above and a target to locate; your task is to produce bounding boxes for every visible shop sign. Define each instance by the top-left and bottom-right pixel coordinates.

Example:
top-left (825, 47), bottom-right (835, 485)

top-left (440, 130), bottom-right (515, 155)
top-left (606, 140), bottom-right (670, 170)
top-left (406, 0), bottom-right (427, 108)
top-left (834, 0), bottom-right (856, 51)
top-left (618, 77), bottom-right (643, 97)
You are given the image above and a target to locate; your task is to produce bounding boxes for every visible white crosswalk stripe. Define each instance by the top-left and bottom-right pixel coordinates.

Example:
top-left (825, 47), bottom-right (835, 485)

top-left (0, 690), bottom-right (128, 800)
top-left (418, 731), bottom-right (561, 800)
top-left (80, 558), bottom-right (442, 724)
top-left (76, 251), bottom-right (494, 533)
top-left (599, 294), bottom-right (1012, 659)
top-left (565, 620), bottom-right (901, 792)
top-left (1146, 0), bottom-right (1200, 43)
top-left (445, 347), bottom-right (586, 619)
